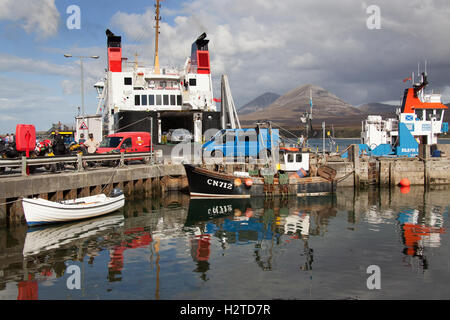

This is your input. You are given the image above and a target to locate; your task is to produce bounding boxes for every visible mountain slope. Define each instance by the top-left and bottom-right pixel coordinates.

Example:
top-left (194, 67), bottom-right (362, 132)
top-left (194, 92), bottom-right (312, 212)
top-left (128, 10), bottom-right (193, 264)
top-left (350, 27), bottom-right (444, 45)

top-left (238, 92), bottom-right (281, 115)
top-left (358, 102), bottom-right (397, 117)
top-left (239, 84), bottom-right (363, 126)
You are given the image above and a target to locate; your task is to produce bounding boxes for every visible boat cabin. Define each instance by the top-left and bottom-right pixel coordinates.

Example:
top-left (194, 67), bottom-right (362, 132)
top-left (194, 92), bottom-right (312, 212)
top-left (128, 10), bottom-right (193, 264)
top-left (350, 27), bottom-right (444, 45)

top-left (279, 149), bottom-right (309, 172)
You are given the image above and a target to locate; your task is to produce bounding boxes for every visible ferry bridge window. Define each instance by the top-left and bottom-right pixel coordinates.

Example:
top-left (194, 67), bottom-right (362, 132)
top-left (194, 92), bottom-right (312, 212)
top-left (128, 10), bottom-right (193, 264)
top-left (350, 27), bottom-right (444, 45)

top-left (156, 95), bottom-right (162, 105)
top-left (135, 95), bottom-right (140, 106)
top-left (163, 95), bottom-right (169, 105)
top-left (426, 110), bottom-right (434, 121)
top-left (296, 154), bottom-right (302, 162)
top-left (189, 78), bottom-right (197, 86)
top-left (124, 77), bottom-right (132, 85)
top-left (170, 95), bottom-right (176, 106)
top-left (149, 95), bottom-right (155, 106)
top-left (177, 95), bottom-right (182, 106)
top-left (141, 94), bottom-right (147, 106)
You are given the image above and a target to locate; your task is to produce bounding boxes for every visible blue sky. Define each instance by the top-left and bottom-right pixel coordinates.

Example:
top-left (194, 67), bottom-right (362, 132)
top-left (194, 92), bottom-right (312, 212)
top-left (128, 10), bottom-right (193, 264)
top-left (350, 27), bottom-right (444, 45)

top-left (1, 0), bottom-right (450, 133)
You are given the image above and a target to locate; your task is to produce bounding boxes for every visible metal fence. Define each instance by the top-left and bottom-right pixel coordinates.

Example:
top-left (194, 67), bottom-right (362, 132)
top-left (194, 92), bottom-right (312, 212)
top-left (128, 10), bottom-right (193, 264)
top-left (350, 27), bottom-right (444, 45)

top-left (0, 152), bottom-right (154, 176)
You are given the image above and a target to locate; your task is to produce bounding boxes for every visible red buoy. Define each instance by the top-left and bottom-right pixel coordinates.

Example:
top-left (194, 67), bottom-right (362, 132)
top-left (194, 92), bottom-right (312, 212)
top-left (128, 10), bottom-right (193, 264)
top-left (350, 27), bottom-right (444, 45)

top-left (399, 178), bottom-right (410, 187)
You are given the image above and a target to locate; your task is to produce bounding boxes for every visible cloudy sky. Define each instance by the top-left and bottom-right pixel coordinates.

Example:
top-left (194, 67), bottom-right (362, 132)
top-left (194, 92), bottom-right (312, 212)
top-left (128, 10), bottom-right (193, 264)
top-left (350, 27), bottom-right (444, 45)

top-left (1, 0), bottom-right (450, 132)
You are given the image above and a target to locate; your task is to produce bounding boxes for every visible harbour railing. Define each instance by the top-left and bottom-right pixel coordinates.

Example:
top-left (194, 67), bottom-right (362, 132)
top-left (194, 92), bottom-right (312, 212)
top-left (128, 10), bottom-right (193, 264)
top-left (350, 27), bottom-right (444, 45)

top-left (0, 152), bottom-right (154, 176)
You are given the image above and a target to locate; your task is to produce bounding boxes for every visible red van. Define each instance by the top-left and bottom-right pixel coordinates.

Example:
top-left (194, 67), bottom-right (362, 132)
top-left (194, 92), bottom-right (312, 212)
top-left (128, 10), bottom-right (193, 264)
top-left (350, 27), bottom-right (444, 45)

top-left (96, 132), bottom-right (152, 165)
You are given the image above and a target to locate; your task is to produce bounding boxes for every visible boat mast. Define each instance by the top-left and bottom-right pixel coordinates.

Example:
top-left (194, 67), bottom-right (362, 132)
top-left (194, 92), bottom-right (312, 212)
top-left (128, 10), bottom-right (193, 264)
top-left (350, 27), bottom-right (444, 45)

top-left (154, 0), bottom-right (162, 74)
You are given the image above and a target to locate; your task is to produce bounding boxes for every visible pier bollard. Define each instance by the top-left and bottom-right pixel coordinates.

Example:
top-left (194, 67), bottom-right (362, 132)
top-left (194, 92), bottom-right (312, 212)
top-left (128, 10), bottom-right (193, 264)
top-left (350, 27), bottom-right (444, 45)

top-left (120, 152), bottom-right (125, 167)
top-left (77, 153), bottom-right (84, 172)
top-left (21, 156), bottom-right (27, 176)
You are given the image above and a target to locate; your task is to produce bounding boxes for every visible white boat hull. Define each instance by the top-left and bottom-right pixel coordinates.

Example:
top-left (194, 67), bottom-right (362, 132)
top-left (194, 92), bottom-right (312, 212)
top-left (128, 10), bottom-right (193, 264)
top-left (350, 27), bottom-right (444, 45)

top-left (22, 194), bottom-right (125, 226)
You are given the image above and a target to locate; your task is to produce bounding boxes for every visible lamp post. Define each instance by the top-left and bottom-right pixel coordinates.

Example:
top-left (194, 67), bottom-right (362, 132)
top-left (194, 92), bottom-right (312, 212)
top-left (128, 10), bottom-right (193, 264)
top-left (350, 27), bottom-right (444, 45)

top-left (64, 54), bottom-right (99, 136)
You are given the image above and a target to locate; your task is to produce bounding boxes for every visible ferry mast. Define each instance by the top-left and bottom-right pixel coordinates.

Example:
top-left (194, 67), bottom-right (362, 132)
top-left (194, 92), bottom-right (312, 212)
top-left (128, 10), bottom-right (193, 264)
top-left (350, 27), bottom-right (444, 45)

top-left (154, 0), bottom-right (162, 75)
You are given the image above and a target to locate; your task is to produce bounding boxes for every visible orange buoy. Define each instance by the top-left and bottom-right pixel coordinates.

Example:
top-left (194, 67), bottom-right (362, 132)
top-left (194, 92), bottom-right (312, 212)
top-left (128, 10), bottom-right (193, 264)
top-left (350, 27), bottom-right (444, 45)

top-left (234, 178), bottom-right (242, 187)
top-left (399, 178), bottom-right (411, 187)
top-left (245, 178), bottom-right (253, 187)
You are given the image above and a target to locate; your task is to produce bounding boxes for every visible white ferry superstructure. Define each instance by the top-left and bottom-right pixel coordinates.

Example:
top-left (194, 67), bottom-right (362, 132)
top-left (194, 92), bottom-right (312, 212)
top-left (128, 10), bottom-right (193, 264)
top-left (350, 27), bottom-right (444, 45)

top-left (94, 1), bottom-right (221, 144)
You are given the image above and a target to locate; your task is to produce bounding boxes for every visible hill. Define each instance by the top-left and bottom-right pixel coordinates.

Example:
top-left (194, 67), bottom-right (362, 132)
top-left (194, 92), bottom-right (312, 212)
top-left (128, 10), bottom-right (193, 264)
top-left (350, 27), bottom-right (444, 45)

top-left (358, 102), bottom-right (397, 117)
top-left (238, 84), bottom-right (364, 128)
top-left (238, 92), bottom-right (281, 115)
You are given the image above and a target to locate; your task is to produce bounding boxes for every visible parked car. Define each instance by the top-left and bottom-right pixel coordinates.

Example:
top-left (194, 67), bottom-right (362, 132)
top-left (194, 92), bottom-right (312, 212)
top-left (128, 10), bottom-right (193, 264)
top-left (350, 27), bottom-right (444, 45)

top-left (167, 128), bottom-right (192, 143)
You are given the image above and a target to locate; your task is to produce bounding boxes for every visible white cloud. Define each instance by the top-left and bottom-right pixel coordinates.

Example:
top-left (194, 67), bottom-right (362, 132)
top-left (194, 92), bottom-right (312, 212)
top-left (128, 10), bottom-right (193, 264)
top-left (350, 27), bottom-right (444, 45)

top-left (0, 53), bottom-right (74, 76)
top-left (105, 0), bottom-right (450, 106)
top-left (0, 0), bottom-right (60, 38)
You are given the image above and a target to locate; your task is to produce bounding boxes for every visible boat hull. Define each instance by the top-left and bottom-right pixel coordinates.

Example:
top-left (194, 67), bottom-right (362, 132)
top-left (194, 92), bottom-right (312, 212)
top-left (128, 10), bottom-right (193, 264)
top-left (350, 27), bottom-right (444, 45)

top-left (183, 164), bottom-right (336, 199)
top-left (22, 194), bottom-right (125, 226)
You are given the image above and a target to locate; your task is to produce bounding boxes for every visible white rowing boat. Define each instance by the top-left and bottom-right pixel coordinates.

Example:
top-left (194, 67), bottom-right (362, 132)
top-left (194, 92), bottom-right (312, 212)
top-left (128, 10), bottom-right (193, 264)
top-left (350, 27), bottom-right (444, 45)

top-left (22, 189), bottom-right (125, 227)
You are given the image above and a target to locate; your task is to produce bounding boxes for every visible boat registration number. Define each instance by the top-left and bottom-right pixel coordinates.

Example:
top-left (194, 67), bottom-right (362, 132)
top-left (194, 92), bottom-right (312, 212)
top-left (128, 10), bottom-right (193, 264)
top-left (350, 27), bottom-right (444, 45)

top-left (207, 179), bottom-right (233, 190)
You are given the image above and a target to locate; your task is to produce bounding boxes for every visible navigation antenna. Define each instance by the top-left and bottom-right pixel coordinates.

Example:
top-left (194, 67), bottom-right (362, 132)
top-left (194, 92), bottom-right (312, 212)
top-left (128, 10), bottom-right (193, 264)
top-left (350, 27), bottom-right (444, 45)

top-left (154, 0), bottom-right (163, 74)
top-left (300, 88), bottom-right (314, 142)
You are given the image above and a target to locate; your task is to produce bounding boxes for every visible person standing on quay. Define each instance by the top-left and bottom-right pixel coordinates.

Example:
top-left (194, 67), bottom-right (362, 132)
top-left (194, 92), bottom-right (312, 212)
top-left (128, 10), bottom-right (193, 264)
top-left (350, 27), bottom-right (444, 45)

top-left (84, 133), bottom-right (99, 154)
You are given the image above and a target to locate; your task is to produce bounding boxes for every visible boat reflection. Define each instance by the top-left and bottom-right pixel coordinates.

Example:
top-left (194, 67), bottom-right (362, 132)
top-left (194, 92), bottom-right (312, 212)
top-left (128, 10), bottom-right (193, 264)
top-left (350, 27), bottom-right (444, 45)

top-left (12, 195), bottom-right (189, 300)
top-left (185, 196), bottom-right (336, 275)
top-left (397, 207), bottom-right (446, 270)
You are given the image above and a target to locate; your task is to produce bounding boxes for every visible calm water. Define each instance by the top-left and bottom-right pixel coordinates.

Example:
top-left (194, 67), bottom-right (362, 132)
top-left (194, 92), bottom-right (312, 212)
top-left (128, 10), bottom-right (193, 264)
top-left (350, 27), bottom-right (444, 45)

top-left (0, 186), bottom-right (449, 300)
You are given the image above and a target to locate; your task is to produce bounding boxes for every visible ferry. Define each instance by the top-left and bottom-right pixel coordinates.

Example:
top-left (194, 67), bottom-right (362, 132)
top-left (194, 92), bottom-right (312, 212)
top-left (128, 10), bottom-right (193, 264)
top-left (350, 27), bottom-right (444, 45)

top-left (91, 0), bottom-right (221, 145)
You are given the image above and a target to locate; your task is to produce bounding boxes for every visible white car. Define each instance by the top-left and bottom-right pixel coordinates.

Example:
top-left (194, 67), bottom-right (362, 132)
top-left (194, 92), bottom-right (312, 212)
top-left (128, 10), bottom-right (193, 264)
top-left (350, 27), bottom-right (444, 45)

top-left (168, 129), bottom-right (192, 143)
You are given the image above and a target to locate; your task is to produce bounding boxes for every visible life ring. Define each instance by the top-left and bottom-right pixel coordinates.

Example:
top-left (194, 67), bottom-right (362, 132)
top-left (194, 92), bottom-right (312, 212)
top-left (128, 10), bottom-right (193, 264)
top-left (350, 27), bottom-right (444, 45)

top-left (280, 147), bottom-right (299, 152)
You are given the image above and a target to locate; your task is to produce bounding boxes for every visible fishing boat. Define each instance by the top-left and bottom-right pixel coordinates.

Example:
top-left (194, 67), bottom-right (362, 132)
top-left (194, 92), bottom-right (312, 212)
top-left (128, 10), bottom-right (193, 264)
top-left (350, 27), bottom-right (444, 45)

top-left (22, 189), bottom-right (125, 226)
top-left (183, 162), bottom-right (336, 199)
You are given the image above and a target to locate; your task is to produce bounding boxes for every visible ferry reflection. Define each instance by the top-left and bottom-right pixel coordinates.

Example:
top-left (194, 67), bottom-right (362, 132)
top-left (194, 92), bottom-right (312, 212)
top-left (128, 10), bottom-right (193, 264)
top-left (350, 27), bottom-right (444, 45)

top-left (397, 207), bottom-right (446, 270)
top-left (186, 196), bottom-right (336, 275)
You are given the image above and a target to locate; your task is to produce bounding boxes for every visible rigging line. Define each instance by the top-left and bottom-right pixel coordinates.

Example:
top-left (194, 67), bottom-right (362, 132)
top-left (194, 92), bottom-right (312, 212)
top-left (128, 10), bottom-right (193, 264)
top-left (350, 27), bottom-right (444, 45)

top-left (270, 121), bottom-right (299, 139)
top-left (116, 116), bottom-right (152, 132)
top-left (0, 198), bottom-right (22, 206)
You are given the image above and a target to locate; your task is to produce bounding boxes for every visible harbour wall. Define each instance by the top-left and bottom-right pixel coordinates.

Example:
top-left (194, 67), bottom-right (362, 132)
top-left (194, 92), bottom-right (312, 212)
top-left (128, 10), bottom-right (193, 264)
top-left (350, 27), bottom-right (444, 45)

top-left (323, 144), bottom-right (450, 188)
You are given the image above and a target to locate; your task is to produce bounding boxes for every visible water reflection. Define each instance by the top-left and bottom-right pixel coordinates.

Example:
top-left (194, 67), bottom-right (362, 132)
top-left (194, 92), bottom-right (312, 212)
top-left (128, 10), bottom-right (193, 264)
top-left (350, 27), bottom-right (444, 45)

top-left (0, 186), bottom-right (448, 299)
top-left (185, 196), bottom-right (337, 276)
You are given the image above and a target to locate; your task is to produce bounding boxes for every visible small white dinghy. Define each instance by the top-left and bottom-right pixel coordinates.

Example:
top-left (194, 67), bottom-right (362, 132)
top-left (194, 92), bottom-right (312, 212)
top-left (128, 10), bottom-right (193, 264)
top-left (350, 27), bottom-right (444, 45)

top-left (22, 188), bottom-right (125, 227)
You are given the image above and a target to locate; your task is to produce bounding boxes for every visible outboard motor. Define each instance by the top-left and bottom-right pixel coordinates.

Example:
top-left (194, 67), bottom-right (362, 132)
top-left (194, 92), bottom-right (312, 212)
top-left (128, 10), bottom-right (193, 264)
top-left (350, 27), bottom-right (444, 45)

top-left (110, 188), bottom-right (124, 198)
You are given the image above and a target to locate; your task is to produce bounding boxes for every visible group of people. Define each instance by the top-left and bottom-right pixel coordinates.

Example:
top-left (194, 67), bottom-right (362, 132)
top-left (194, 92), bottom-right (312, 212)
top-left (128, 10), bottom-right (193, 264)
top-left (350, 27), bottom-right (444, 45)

top-left (52, 130), bottom-right (100, 155)
top-left (1, 133), bottom-right (15, 145)
top-left (77, 133), bottom-right (100, 154)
